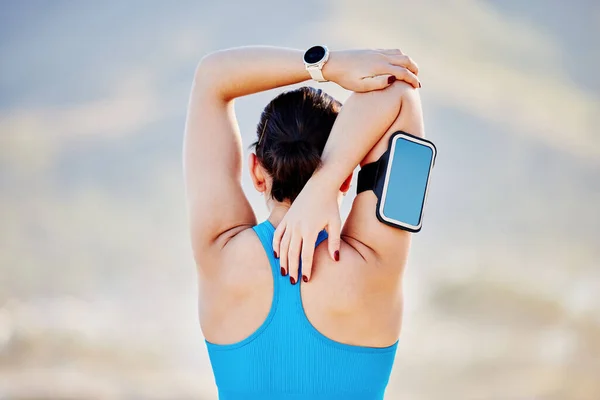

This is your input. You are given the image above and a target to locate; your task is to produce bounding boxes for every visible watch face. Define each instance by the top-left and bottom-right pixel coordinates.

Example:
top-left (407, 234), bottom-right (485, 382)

top-left (304, 46), bottom-right (326, 64)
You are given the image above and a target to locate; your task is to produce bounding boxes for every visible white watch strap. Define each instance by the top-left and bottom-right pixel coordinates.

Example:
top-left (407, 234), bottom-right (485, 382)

top-left (307, 66), bottom-right (326, 82)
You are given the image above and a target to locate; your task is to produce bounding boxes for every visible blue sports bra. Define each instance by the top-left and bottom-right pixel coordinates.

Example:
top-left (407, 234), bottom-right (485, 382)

top-left (205, 220), bottom-right (398, 399)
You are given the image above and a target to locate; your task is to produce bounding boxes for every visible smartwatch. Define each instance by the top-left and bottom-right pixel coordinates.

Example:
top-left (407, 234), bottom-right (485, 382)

top-left (303, 45), bottom-right (330, 82)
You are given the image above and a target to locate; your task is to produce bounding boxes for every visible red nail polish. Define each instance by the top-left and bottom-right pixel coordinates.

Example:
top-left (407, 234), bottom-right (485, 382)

top-left (334, 250), bottom-right (339, 262)
top-left (388, 75), bottom-right (396, 84)
top-left (274, 251), bottom-right (278, 258)
top-left (302, 275), bottom-right (308, 283)
top-left (280, 267), bottom-right (286, 276)
top-left (290, 276), bottom-right (296, 285)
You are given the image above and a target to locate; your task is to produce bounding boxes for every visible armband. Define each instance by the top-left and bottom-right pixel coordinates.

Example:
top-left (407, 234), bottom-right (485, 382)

top-left (356, 131), bottom-right (437, 232)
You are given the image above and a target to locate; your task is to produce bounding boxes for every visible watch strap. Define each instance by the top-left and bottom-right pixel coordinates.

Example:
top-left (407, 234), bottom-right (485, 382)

top-left (356, 162), bottom-right (378, 194)
top-left (307, 66), bottom-right (326, 82)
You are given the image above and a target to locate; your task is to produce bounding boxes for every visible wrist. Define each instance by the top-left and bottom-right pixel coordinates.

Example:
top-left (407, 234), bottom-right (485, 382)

top-left (307, 163), bottom-right (346, 194)
top-left (321, 50), bottom-right (340, 83)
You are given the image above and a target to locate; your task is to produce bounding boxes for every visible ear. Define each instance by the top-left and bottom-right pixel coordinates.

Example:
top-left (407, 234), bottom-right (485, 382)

top-left (340, 173), bottom-right (353, 194)
top-left (248, 153), bottom-right (268, 193)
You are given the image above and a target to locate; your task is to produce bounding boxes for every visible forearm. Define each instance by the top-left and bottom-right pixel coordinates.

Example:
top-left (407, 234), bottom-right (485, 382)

top-left (310, 83), bottom-right (411, 189)
top-left (194, 46), bottom-right (311, 101)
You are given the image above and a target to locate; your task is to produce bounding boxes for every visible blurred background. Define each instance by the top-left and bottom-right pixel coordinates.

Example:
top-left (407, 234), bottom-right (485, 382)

top-left (1, 1), bottom-right (599, 399)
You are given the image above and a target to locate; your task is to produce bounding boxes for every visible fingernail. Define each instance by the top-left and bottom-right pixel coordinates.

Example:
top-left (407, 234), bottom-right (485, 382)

top-left (280, 267), bottom-right (286, 276)
top-left (418, 81), bottom-right (422, 88)
top-left (388, 75), bottom-right (396, 84)
top-left (274, 251), bottom-right (278, 259)
top-left (334, 250), bottom-right (339, 262)
top-left (302, 275), bottom-right (308, 283)
top-left (290, 276), bottom-right (296, 285)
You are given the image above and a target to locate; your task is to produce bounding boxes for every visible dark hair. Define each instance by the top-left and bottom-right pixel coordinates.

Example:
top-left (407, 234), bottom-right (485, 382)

top-left (253, 86), bottom-right (341, 202)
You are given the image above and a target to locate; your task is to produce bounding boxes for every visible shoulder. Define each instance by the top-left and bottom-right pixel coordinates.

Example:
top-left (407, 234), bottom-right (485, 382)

top-left (341, 192), bottom-right (412, 275)
top-left (312, 235), bottom-right (404, 296)
top-left (301, 237), bottom-right (404, 335)
top-left (193, 224), bottom-right (272, 286)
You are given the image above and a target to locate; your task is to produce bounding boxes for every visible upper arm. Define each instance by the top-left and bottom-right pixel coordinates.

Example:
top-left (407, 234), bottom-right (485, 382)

top-left (184, 65), bottom-right (256, 267)
top-left (342, 82), bottom-right (424, 270)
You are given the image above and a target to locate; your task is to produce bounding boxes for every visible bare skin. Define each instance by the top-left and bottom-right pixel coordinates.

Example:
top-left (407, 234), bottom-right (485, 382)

top-left (184, 46), bottom-right (424, 348)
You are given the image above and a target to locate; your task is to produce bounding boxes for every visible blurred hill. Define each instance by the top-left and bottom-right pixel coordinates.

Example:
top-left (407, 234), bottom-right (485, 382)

top-left (1, 1), bottom-right (599, 399)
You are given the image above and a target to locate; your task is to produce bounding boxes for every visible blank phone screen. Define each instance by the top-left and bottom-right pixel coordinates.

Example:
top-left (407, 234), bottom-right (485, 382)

top-left (381, 136), bottom-right (434, 228)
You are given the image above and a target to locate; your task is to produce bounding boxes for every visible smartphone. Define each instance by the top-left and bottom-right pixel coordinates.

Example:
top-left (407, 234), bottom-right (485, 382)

top-left (377, 131), bottom-right (437, 232)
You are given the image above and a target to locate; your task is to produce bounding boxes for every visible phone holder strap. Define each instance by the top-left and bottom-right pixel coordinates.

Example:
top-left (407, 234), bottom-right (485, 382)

top-left (356, 162), bottom-right (377, 194)
top-left (356, 149), bottom-right (390, 195)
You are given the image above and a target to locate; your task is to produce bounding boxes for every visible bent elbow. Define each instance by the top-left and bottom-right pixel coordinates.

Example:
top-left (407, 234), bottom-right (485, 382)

top-left (193, 51), bottom-right (225, 89)
top-left (193, 59), bottom-right (210, 85)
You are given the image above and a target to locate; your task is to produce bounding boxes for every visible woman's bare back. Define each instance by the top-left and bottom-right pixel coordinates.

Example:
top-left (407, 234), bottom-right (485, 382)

top-left (199, 219), bottom-right (405, 349)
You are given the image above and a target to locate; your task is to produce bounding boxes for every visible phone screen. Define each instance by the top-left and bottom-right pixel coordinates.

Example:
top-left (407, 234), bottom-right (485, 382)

top-left (380, 135), bottom-right (435, 230)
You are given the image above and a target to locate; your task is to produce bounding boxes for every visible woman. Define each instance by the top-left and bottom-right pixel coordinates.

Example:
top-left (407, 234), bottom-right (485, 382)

top-left (184, 46), bottom-right (424, 399)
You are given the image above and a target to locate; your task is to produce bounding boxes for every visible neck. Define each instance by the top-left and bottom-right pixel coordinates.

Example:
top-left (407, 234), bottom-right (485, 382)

top-left (266, 199), bottom-right (291, 228)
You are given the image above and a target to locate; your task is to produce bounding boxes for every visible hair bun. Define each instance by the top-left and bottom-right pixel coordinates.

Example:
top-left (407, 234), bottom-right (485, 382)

top-left (255, 86), bottom-right (340, 202)
top-left (269, 139), bottom-right (321, 201)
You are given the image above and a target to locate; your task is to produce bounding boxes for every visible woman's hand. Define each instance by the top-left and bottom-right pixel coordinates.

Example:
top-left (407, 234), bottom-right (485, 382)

top-left (273, 177), bottom-right (342, 285)
top-left (323, 48), bottom-right (420, 91)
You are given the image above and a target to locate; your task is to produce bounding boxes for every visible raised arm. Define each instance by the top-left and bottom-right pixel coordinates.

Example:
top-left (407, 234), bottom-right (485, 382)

top-left (185, 47), bottom-right (309, 271)
top-left (184, 46), bottom-right (420, 272)
top-left (273, 81), bottom-right (424, 282)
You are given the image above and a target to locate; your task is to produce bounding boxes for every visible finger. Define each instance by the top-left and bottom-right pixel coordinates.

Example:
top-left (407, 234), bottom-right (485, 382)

top-left (387, 54), bottom-right (419, 76)
top-left (387, 66), bottom-right (420, 89)
top-left (361, 74), bottom-right (397, 91)
top-left (272, 220), bottom-right (286, 259)
top-left (300, 232), bottom-right (318, 283)
top-left (279, 229), bottom-right (291, 277)
top-left (288, 233), bottom-right (302, 285)
top-left (327, 215), bottom-right (342, 262)
top-left (379, 48), bottom-right (403, 55)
